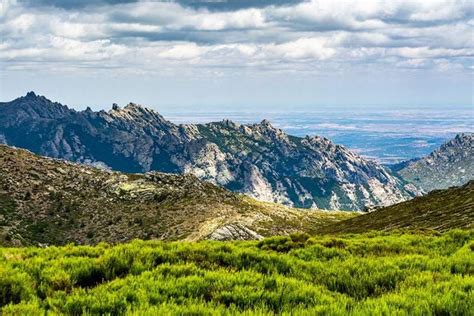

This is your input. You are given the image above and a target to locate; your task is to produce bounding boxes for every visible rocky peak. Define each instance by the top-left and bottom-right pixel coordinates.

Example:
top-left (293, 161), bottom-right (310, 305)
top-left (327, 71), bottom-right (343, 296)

top-left (430, 133), bottom-right (472, 160)
top-left (453, 133), bottom-right (472, 146)
top-left (397, 133), bottom-right (473, 192)
top-left (260, 119), bottom-right (272, 127)
top-left (124, 102), bottom-right (142, 110)
top-left (20, 91), bottom-right (48, 104)
top-left (221, 119), bottom-right (239, 129)
top-left (20, 92), bottom-right (58, 107)
top-left (109, 102), bottom-right (159, 119)
top-left (1, 92), bottom-right (72, 121)
top-left (252, 119), bottom-right (287, 140)
top-left (103, 102), bottom-right (177, 136)
top-left (257, 119), bottom-right (279, 132)
top-left (25, 91), bottom-right (37, 99)
top-left (108, 102), bottom-right (145, 115)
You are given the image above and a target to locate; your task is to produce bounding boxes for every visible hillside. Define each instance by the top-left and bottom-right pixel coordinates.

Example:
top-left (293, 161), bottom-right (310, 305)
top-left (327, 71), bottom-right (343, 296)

top-left (395, 133), bottom-right (473, 192)
top-left (0, 145), bottom-right (354, 246)
top-left (0, 92), bottom-right (417, 210)
top-left (320, 181), bottom-right (474, 234)
top-left (1, 230), bottom-right (472, 314)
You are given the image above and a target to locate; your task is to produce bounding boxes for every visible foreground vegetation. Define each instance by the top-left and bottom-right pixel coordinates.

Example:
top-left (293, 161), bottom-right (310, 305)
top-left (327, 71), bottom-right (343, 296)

top-left (1, 230), bottom-right (473, 315)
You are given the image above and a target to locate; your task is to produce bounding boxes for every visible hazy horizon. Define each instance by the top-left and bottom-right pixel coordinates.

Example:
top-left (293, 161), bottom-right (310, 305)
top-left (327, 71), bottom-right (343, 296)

top-left (3, 90), bottom-right (473, 164)
top-left (1, 90), bottom-right (474, 113)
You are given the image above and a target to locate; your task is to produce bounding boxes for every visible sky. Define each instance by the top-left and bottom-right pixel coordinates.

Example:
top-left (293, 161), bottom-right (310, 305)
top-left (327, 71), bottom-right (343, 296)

top-left (0, 0), bottom-right (473, 111)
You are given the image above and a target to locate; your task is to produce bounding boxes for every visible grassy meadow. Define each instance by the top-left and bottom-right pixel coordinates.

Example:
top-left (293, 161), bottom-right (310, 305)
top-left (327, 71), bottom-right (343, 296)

top-left (0, 230), bottom-right (473, 315)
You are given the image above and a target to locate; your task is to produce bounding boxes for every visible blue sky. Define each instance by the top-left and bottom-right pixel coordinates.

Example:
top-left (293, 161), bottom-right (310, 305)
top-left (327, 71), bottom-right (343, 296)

top-left (0, 0), bottom-right (473, 110)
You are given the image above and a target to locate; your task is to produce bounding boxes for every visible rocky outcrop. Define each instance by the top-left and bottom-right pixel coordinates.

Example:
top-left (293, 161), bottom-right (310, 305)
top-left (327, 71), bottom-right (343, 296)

top-left (395, 133), bottom-right (473, 192)
top-left (0, 92), bottom-right (417, 210)
top-left (208, 224), bottom-right (264, 241)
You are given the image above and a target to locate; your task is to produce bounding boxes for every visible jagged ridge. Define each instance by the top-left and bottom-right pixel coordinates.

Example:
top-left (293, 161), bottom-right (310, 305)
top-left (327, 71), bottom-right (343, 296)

top-left (395, 133), bottom-right (473, 192)
top-left (0, 92), bottom-right (417, 210)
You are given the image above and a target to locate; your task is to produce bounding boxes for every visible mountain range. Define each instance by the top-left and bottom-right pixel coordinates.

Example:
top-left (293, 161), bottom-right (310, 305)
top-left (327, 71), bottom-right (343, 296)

top-left (0, 92), bottom-right (419, 211)
top-left (1, 144), bottom-right (471, 247)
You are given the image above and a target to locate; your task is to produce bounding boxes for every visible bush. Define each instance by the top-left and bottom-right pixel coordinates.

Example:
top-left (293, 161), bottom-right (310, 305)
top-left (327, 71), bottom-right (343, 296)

top-left (0, 266), bottom-right (34, 307)
top-left (0, 230), bottom-right (472, 315)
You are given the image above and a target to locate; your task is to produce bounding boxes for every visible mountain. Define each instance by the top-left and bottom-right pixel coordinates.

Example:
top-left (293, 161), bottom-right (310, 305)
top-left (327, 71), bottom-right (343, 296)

top-left (0, 92), bottom-right (417, 210)
top-left (320, 181), bottom-right (474, 234)
top-left (0, 145), bottom-right (354, 246)
top-left (394, 133), bottom-right (473, 192)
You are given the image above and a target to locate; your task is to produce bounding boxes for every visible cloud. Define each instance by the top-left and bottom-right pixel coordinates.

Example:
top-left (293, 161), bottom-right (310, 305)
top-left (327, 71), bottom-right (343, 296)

top-left (159, 43), bottom-right (206, 59)
top-left (179, 8), bottom-right (267, 31)
top-left (176, 0), bottom-right (306, 11)
top-left (18, 0), bottom-right (138, 10)
top-left (266, 37), bottom-right (337, 60)
top-left (19, 0), bottom-right (306, 11)
top-left (1, 0), bottom-right (473, 75)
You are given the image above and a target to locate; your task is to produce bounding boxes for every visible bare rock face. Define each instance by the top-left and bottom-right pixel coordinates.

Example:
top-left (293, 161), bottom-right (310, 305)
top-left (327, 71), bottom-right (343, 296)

top-left (0, 92), bottom-right (418, 210)
top-left (395, 133), bottom-right (473, 193)
top-left (208, 224), bottom-right (264, 241)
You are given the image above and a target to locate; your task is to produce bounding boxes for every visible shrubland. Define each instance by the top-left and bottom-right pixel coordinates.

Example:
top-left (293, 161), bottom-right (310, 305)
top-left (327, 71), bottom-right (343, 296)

top-left (0, 230), bottom-right (472, 315)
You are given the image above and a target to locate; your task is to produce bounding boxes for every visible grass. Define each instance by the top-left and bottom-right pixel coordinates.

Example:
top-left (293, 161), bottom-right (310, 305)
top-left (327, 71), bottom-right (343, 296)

top-left (0, 230), bottom-right (472, 315)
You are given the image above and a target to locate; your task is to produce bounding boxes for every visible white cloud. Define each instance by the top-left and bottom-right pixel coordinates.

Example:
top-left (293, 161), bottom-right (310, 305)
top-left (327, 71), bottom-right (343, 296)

top-left (407, 0), bottom-right (472, 21)
top-left (159, 43), bottom-right (206, 60)
top-left (0, 0), bottom-right (472, 75)
top-left (4, 13), bottom-right (35, 34)
top-left (182, 8), bottom-right (267, 31)
top-left (0, 0), bottom-right (16, 19)
top-left (266, 37), bottom-right (337, 60)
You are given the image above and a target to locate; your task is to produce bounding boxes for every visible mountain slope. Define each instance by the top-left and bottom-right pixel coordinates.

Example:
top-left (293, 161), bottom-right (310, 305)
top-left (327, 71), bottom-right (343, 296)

top-left (395, 133), bottom-right (473, 192)
top-left (0, 145), bottom-right (354, 246)
top-left (0, 92), bottom-right (416, 210)
top-left (320, 181), bottom-right (474, 233)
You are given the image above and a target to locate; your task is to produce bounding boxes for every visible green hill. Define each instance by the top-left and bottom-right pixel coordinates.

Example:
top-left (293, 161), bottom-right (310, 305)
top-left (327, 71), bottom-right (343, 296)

top-left (320, 181), bottom-right (474, 234)
top-left (0, 145), bottom-right (353, 246)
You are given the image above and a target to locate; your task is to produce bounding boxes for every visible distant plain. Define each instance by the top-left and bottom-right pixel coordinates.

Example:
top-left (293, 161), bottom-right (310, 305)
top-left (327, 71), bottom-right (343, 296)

top-left (163, 106), bottom-right (474, 164)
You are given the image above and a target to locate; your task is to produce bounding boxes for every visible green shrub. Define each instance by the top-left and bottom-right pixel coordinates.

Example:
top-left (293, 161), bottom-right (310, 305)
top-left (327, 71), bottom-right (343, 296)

top-left (0, 230), bottom-right (472, 315)
top-left (0, 266), bottom-right (34, 307)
